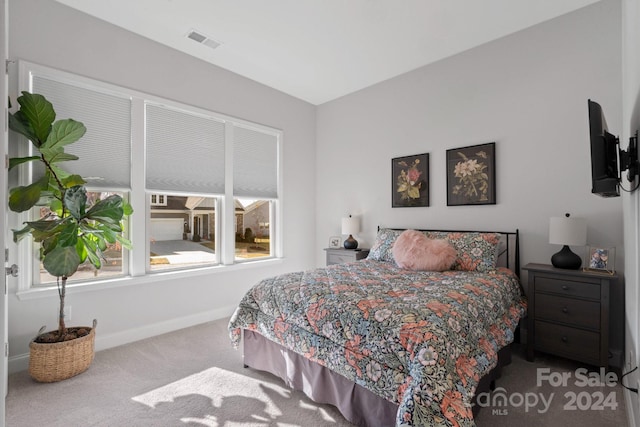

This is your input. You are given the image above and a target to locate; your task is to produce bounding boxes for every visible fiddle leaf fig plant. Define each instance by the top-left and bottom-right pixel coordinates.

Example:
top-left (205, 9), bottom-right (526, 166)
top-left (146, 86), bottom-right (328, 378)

top-left (8, 91), bottom-right (133, 341)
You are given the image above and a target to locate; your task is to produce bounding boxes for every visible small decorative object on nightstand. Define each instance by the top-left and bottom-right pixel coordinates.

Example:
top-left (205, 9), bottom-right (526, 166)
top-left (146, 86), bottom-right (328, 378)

top-left (524, 263), bottom-right (616, 368)
top-left (585, 246), bottom-right (615, 275)
top-left (341, 215), bottom-right (360, 249)
top-left (328, 236), bottom-right (342, 249)
top-left (324, 248), bottom-right (369, 266)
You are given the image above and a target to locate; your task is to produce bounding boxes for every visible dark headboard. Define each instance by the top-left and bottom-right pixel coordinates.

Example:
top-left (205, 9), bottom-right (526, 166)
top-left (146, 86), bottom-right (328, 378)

top-left (380, 227), bottom-right (520, 277)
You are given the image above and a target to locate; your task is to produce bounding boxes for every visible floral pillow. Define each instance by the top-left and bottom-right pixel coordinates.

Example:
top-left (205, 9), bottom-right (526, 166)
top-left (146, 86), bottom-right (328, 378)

top-left (366, 228), bottom-right (404, 262)
top-left (425, 231), bottom-right (501, 272)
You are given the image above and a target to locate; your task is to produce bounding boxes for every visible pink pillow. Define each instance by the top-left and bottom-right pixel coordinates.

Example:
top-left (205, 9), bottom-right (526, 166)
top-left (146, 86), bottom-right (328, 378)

top-left (392, 230), bottom-right (458, 271)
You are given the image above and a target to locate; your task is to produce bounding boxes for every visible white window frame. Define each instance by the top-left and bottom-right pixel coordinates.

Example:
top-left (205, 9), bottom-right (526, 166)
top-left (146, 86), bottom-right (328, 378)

top-left (13, 60), bottom-right (283, 294)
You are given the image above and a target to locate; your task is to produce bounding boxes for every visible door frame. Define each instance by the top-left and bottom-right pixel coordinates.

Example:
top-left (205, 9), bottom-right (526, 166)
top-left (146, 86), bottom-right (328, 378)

top-left (1, 0), bottom-right (9, 425)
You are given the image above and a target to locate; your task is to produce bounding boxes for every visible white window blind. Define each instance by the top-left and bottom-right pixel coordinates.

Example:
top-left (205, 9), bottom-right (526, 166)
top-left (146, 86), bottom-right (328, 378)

top-left (233, 125), bottom-right (279, 198)
top-left (31, 76), bottom-right (132, 188)
top-left (145, 103), bottom-right (225, 194)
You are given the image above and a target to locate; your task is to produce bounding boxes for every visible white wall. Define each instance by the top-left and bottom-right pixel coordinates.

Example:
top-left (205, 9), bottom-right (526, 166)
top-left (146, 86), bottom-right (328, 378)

top-left (317, 0), bottom-right (623, 268)
top-left (6, 0), bottom-right (317, 370)
top-left (622, 0), bottom-right (640, 424)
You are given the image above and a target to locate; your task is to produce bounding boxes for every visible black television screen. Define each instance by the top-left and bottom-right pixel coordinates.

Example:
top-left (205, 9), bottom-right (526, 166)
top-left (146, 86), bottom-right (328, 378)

top-left (588, 99), bottom-right (620, 197)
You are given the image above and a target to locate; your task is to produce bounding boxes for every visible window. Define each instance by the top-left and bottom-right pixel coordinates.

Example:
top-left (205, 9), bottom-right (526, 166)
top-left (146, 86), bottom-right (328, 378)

top-left (24, 65), bottom-right (132, 288)
top-left (15, 61), bottom-right (282, 290)
top-left (235, 198), bottom-right (273, 261)
top-left (233, 125), bottom-right (279, 261)
top-left (145, 102), bottom-right (225, 271)
top-left (150, 194), bottom-right (167, 206)
top-left (149, 194), bottom-right (218, 271)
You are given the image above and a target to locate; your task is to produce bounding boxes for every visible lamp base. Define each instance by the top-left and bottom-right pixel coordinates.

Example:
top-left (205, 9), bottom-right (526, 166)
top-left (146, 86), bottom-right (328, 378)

top-left (551, 245), bottom-right (582, 270)
top-left (343, 234), bottom-right (358, 250)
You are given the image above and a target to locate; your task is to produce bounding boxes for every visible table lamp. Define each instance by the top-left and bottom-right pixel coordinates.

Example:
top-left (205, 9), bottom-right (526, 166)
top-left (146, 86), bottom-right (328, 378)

top-left (341, 215), bottom-right (360, 249)
top-left (549, 213), bottom-right (587, 270)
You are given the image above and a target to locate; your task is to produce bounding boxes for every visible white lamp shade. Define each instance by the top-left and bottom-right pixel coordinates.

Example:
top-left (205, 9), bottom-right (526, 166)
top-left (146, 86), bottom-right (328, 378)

top-left (549, 216), bottom-right (587, 246)
top-left (341, 216), bottom-right (360, 235)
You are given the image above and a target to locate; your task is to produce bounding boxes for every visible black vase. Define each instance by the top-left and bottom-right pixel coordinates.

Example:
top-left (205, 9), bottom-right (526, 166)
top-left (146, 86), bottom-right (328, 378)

top-left (343, 234), bottom-right (358, 249)
top-left (551, 245), bottom-right (582, 270)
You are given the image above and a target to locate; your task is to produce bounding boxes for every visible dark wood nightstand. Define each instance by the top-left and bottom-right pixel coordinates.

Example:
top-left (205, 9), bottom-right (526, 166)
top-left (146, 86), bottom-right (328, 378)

top-left (524, 263), bottom-right (616, 368)
top-left (324, 248), bottom-right (369, 266)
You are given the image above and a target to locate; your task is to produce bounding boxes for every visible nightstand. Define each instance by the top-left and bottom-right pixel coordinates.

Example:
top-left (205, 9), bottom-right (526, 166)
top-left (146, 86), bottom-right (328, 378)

top-left (324, 248), bottom-right (369, 266)
top-left (524, 263), bottom-right (616, 368)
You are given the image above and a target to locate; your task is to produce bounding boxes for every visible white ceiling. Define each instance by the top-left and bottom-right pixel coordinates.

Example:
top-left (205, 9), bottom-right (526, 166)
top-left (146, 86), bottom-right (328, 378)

top-left (55, 0), bottom-right (602, 105)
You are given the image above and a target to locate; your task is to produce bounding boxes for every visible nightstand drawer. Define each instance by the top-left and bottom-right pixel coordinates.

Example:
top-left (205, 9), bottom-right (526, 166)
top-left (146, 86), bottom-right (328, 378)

top-left (535, 276), bottom-right (601, 300)
top-left (535, 321), bottom-right (600, 363)
top-left (525, 263), bottom-right (615, 368)
top-left (328, 253), bottom-right (356, 264)
top-left (535, 294), bottom-right (600, 330)
top-left (325, 249), bottom-right (369, 266)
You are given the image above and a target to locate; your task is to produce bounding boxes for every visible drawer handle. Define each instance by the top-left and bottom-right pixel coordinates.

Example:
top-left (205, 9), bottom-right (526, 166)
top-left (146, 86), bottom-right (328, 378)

top-left (561, 336), bottom-right (568, 343)
top-left (561, 307), bottom-right (569, 314)
top-left (561, 285), bottom-right (569, 291)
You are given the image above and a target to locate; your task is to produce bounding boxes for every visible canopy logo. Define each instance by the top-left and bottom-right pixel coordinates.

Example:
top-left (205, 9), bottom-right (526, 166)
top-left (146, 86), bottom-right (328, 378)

top-left (474, 367), bottom-right (619, 416)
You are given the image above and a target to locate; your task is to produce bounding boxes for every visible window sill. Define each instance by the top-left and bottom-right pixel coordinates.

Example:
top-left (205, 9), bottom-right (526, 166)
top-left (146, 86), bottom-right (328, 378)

top-left (15, 257), bottom-right (283, 301)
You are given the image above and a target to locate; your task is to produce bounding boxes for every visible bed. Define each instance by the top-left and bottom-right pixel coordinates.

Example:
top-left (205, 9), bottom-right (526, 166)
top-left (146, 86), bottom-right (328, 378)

top-left (228, 228), bottom-right (527, 426)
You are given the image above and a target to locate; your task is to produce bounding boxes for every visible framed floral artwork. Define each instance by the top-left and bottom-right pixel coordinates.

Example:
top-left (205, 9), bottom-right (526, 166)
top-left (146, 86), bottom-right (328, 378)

top-left (446, 142), bottom-right (496, 206)
top-left (392, 153), bottom-right (429, 207)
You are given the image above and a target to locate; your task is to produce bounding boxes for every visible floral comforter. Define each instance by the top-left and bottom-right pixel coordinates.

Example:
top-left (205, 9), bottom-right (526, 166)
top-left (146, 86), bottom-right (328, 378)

top-left (229, 260), bottom-right (526, 427)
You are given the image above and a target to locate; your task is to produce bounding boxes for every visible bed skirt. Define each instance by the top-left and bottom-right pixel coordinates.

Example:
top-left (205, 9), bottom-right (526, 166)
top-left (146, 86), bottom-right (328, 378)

top-left (243, 330), bottom-right (512, 426)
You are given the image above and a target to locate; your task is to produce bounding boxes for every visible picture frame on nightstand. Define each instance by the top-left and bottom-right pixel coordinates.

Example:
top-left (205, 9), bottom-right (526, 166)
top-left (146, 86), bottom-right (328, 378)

top-left (584, 246), bottom-right (615, 275)
top-left (329, 236), bottom-right (342, 249)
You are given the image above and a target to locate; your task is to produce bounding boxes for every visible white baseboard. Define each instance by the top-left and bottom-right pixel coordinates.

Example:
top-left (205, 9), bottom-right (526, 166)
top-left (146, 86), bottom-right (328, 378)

top-left (8, 305), bottom-right (236, 375)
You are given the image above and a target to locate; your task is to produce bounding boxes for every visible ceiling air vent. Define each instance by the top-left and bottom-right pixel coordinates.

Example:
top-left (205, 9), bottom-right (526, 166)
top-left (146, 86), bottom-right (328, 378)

top-left (187, 30), bottom-right (221, 50)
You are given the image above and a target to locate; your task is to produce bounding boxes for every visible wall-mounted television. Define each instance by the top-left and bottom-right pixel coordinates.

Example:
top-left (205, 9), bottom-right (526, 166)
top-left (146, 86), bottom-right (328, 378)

top-left (588, 99), bottom-right (639, 197)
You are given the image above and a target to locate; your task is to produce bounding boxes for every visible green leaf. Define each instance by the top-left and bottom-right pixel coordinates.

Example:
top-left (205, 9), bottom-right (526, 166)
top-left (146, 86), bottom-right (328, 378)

top-left (122, 201), bottom-right (134, 216)
top-left (40, 235), bottom-right (59, 255)
top-left (30, 221), bottom-right (66, 244)
top-left (64, 185), bottom-right (87, 219)
top-left (8, 110), bottom-right (38, 144)
top-left (41, 119), bottom-right (86, 151)
top-left (75, 238), bottom-right (88, 264)
top-left (14, 92), bottom-right (55, 145)
top-left (99, 226), bottom-right (117, 244)
top-left (116, 234), bottom-right (133, 251)
top-left (101, 222), bottom-right (123, 232)
top-left (12, 224), bottom-right (34, 243)
top-left (39, 150), bottom-right (79, 165)
top-left (61, 174), bottom-right (86, 188)
top-left (8, 156), bottom-right (40, 171)
top-left (8, 176), bottom-right (48, 212)
top-left (85, 195), bottom-right (124, 224)
top-left (47, 198), bottom-right (63, 216)
top-left (49, 163), bottom-right (72, 183)
top-left (80, 236), bottom-right (101, 270)
top-left (24, 218), bottom-right (62, 233)
top-left (57, 222), bottom-right (79, 248)
top-left (42, 245), bottom-right (80, 278)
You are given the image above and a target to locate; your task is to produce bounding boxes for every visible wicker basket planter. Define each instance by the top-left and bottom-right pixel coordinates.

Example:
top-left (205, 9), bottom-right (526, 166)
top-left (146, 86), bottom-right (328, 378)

top-left (28, 320), bottom-right (97, 383)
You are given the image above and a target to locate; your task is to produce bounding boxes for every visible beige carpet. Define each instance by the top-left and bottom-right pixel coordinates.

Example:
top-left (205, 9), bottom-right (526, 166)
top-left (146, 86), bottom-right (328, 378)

top-left (6, 317), bottom-right (630, 426)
